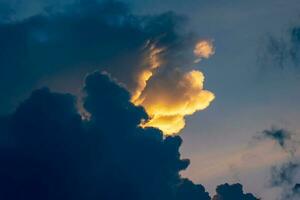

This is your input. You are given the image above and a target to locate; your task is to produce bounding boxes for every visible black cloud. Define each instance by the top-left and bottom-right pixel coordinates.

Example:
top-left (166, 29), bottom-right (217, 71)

top-left (0, 1), bottom-right (259, 199)
top-left (212, 183), bottom-right (259, 200)
top-left (0, 0), bottom-right (196, 114)
top-left (0, 72), bottom-right (209, 200)
top-left (0, 72), bottom-right (258, 200)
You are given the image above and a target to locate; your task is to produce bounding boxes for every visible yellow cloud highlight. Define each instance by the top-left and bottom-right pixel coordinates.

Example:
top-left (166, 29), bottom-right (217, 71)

top-left (131, 44), bottom-right (164, 102)
top-left (134, 70), bottom-right (215, 135)
top-left (128, 40), bottom-right (215, 135)
top-left (194, 40), bottom-right (215, 62)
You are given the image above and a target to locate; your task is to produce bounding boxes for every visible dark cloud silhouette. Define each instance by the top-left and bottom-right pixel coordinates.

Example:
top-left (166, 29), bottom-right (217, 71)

top-left (291, 184), bottom-right (300, 198)
top-left (0, 72), bottom-right (211, 200)
top-left (0, 72), bottom-right (258, 200)
top-left (212, 183), bottom-right (259, 200)
top-left (0, 1), bottom-right (258, 198)
top-left (0, 0), bottom-right (197, 114)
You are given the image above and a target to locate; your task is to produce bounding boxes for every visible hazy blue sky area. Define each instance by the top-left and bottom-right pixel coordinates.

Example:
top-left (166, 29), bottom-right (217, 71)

top-left (128, 0), bottom-right (300, 198)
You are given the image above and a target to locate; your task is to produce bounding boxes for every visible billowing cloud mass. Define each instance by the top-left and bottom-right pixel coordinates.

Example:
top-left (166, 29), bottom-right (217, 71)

top-left (0, 72), bottom-right (257, 200)
top-left (0, 0), bottom-right (214, 135)
top-left (0, 72), bottom-right (208, 200)
top-left (0, 1), bottom-right (259, 199)
top-left (130, 43), bottom-right (164, 102)
top-left (128, 38), bottom-right (215, 135)
top-left (193, 40), bottom-right (215, 63)
top-left (134, 70), bottom-right (215, 135)
top-left (212, 183), bottom-right (259, 200)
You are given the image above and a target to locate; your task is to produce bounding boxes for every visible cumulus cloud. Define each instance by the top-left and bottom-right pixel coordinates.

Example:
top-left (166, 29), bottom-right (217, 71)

top-left (193, 40), bottom-right (215, 63)
top-left (0, 72), bottom-right (210, 200)
top-left (135, 70), bottom-right (215, 135)
top-left (0, 72), bottom-right (257, 200)
top-left (212, 183), bottom-right (259, 200)
top-left (0, 0), bottom-right (215, 136)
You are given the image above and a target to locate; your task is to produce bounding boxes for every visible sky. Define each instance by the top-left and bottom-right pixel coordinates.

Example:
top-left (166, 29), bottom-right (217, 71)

top-left (0, 0), bottom-right (300, 199)
top-left (126, 0), bottom-right (300, 198)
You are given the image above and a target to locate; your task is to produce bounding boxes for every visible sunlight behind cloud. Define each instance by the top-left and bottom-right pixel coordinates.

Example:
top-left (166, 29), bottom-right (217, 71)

top-left (129, 40), bottom-right (215, 135)
top-left (131, 42), bottom-right (165, 103)
top-left (138, 70), bottom-right (215, 135)
top-left (194, 40), bottom-right (215, 63)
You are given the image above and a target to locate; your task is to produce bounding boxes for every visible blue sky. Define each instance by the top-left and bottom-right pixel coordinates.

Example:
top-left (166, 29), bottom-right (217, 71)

top-left (126, 0), bottom-right (300, 198)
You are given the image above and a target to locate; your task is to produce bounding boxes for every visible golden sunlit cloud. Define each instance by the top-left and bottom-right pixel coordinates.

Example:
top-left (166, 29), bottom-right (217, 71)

top-left (129, 40), bottom-right (215, 135)
top-left (131, 43), bottom-right (164, 103)
top-left (194, 40), bottom-right (215, 63)
top-left (133, 70), bottom-right (215, 135)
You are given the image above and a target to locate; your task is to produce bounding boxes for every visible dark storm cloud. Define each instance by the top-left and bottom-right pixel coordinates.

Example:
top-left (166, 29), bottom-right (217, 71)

top-left (212, 183), bottom-right (259, 200)
top-left (258, 23), bottom-right (300, 70)
top-left (0, 0), bottom-right (196, 114)
top-left (0, 71), bottom-right (211, 200)
top-left (0, 72), bottom-right (258, 200)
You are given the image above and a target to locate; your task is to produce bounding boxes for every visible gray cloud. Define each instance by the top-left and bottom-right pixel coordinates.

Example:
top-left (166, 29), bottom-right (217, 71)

top-left (255, 128), bottom-right (300, 200)
top-left (0, 0), bottom-right (198, 114)
top-left (258, 22), bottom-right (300, 71)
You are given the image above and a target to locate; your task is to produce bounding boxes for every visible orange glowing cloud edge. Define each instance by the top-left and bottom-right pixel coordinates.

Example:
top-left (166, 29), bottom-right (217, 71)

top-left (193, 40), bottom-right (215, 63)
top-left (130, 40), bottom-right (216, 136)
top-left (131, 44), bottom-right (165, 102)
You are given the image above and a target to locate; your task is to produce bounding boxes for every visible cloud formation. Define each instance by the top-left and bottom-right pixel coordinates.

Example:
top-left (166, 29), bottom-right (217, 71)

top-left (0, 0), bottom-right (215, 135)
top-left (256, 128), bottom-right (300, 200)
top-left (0, 72), bottom-right (256, 200)
top-left (0, 72), bottom-right (209, 200)
top-left (271, 162), bottom-right (299, 187)
top-left (135, 70), bottom-right (215, 135)
top-left (212, 183), bottom-right (259, 200)
top-left (260, 128), bottom-right (296, 154)
top-left (193, 40), bottom-right (215, 63)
